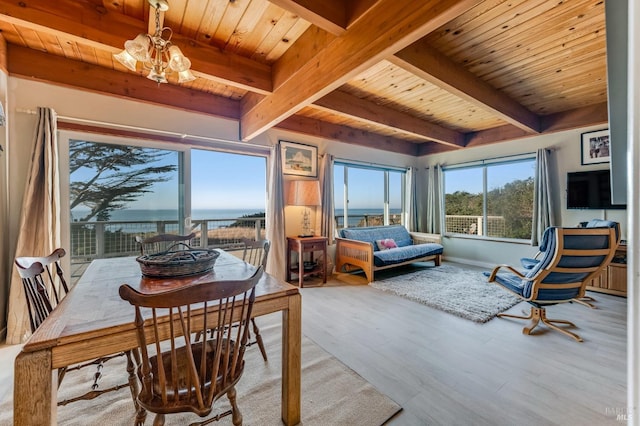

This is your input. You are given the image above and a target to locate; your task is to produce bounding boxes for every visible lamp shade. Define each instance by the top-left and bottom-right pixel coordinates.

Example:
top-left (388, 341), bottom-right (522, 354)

top-left (286, 180), bottom-right (321, 206)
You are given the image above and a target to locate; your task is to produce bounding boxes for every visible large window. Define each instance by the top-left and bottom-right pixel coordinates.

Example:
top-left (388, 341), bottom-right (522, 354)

top-left (334, 161), bottom-right (406, 229)
top-left (64, 134), bottom-right (267, 280)
top-left (443, 157), bottom-right (535, 240)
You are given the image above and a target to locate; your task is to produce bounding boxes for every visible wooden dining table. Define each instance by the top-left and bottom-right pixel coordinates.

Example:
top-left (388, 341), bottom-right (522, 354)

top-left (13, 250), bottom-right (302, 426)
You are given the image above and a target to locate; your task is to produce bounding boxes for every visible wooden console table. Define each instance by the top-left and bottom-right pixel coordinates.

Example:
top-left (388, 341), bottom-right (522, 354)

top-left (286, 236), bottom-right (327, 287)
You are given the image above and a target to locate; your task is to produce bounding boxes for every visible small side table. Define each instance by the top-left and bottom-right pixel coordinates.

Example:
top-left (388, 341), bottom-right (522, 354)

top-left (286, 236), bottom-right (328, 287)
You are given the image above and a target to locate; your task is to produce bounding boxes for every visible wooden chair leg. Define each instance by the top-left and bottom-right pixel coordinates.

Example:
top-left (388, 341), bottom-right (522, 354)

top-left (251, 318), bottom-right (268, 362)
top-left (228, 387), bottom-right (242, 426)
top-left (125, 350), bottom-right (140, 411)
top-left (152, 413), bottom-right (165, 426)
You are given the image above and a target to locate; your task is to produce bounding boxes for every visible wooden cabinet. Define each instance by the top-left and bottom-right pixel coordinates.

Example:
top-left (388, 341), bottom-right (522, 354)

top-left (586, 244), bottom-right (627, 296)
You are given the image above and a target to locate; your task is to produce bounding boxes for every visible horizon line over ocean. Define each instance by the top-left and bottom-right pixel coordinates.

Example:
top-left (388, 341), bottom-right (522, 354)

top-left (71, 208), bottom-right (402, 223)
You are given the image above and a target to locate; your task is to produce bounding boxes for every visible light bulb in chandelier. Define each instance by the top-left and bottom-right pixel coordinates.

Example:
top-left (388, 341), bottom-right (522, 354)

top-left (147, 68), bottom-right (168, 84)
top-left (125, 34), bottom-right (151, 62)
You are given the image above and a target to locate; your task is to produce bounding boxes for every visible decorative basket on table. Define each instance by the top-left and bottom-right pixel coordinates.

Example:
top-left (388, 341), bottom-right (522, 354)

top-left (136, 244), bottom-right (220, 278)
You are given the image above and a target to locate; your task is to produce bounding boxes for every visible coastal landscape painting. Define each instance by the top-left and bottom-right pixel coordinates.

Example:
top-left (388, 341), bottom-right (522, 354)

top-left (281, 140), bottom-right (317, 177)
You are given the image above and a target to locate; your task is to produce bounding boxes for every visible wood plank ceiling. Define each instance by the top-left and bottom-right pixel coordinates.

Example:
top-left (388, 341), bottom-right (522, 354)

top-left (0, 0), bottom-right (608, 156)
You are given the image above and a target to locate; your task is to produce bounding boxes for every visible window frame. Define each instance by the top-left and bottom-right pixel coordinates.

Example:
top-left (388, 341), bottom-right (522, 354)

top-left (333, 159), bottom-right (408, 230)
top-left (442, 154), bottom-right (536, 243)
top-left (59, 129), bottom-right (269, 260)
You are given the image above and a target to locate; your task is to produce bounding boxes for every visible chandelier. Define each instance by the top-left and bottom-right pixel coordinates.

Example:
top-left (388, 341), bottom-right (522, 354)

top-left (113, 0), bottom-right (196, 84)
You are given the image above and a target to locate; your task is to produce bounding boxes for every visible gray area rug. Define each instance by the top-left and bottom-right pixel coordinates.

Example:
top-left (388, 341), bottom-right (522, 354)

top-left (370, 264), bottom-right (520, 323)
top-left (0, 313), bottom-right (401, 425)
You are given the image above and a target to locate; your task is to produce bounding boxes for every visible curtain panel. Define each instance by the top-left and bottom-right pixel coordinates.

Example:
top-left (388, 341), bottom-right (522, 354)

top-left (531, 148), bottom-right (557, 246)
top-left (7, 107), bottom-right (60, 344)
top-left (319, 154), bottom-right (335, 244)
top-left (265, 142), bottom-right (287, 281)
top-left (406, 167), bottom-right (419, 231)
top-left (425, 164), bottom-right (444, 234)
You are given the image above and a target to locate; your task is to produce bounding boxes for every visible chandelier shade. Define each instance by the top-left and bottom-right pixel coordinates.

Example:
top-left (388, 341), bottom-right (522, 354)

top-left (113, 0), bottom-right (195, 85)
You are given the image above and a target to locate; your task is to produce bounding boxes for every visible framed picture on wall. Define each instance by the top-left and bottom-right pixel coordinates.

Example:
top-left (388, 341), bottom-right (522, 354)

top-left (280, 140), bottom-right (318, 177)
top-left (581, 129), bottom-right (610, 165)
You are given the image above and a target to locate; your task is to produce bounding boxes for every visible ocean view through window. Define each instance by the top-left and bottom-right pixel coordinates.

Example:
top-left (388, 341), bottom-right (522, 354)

top-left (67, 137), bottom-right (268, 280)
top-left (334, 161), bottom-right (406, 229)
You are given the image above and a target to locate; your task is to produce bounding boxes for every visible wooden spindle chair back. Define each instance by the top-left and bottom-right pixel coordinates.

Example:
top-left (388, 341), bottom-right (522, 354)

top-left (239, 238), bottom-right (270, 361)
top-left (241, 238), bottom-right (270, 268)
top-left (14, 248), bottom-right (137, 407)
top-left (136, 232), bottom-right (196, 256)
top-left (15, 248), bottom-right (69, 333)
top-left (119, 266), bottom-right (263, 426)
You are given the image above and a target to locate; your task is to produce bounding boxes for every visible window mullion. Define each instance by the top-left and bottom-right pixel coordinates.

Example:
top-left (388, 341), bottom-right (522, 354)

top-left (482, 167), bottom-right (488, 236)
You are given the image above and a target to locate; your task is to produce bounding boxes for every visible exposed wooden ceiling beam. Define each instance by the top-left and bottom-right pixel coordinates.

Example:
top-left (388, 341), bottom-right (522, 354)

top-left (240, 0), bottom-right (481, 141)
top-left (416, 142), bottom-right (459, 156)
top-left (540, 102), bottom-right (609, 132)
top-left (0, 0), bottom-right (273, 94)
top-left (313, 90), bottom-right (465, 147)
top-left (267, 0), bottom-right (348, 35)
top-left (464, 102), bottom-right (608, 148)
top-left (268, 0), bottom-right (385, 35)
top-left (8, 45), bottom-right (241, 120)
top-left (278, 114), bottom-right (419, 156)
top-left (390, 39), bottom-right (541, 133)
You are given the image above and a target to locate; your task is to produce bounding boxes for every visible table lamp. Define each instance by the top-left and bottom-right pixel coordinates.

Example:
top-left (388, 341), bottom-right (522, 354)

top-left (286, 180), bottom-right (321, 237)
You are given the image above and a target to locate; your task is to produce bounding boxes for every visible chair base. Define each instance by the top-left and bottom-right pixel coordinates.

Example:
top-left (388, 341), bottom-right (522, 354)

top-left (572, 296), bottom-right (597, 309)
top-left (498, 306), bottom-right (583, 342)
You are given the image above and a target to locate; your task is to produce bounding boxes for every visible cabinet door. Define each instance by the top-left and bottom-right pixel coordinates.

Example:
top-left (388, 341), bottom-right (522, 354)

top-left (588, 269), bottom-right (608, 289)
top-left (608, 264), bottom-right (627, 292)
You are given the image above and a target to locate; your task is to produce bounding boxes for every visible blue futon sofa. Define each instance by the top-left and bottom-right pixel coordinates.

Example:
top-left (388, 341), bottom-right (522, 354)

top-left (335, 225), bottom-right (443, 282)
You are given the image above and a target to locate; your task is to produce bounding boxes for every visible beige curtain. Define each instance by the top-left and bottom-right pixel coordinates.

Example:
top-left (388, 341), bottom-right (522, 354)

top-left (319, 154), bottom-right (335, 244)
top-left (406, 167), bottom-right (419, 231)
top-left (7, 107), bottom-right (60, 344)
top-left (425, 164), bottom-right (444, 234)
top-left (265, 142), bottom-right (286, 281)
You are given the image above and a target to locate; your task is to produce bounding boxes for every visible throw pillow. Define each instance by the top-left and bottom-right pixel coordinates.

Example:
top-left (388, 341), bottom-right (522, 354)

top-left (376, 238), bottom-right (398, 251)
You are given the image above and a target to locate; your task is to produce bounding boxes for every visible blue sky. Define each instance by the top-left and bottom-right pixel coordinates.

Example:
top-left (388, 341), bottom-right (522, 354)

top-left (444, 160), bottom-right (535, 194)
top-left (71, 145), bottom-right (267, 211)
top-left (71, 141), bottom-right (535, 211)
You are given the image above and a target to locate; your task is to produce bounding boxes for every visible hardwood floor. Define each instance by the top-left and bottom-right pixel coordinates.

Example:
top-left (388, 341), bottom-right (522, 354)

top-left (0, 262), bottom-right (627, 425)
top-left (300, 263), bottom-right (627, 425)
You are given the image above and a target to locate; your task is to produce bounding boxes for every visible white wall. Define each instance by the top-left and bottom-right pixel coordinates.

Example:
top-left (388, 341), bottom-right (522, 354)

top-left (421, 126), bottom-right (627, 267)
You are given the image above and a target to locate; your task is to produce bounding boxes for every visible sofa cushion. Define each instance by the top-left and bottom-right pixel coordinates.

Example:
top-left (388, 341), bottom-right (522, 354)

top-left (372, 243), bottom-right (443, 267)
top-left (340, 225), bottom-right (413, 251)
top-left (376, 238), bottom-right (398, 251)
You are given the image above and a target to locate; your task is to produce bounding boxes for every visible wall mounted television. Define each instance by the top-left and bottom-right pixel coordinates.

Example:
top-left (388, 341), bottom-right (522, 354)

top-left (567, 169), bottom-right (626, 210)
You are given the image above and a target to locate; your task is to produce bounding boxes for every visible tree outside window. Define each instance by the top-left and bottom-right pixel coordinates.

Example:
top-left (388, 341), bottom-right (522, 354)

top-left (444, 159), bottom-right (535, 240)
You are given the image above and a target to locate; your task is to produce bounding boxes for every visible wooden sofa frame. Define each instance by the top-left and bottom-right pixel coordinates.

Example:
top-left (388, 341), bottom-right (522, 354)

top-left (335, 231), bottom-right (442, 283)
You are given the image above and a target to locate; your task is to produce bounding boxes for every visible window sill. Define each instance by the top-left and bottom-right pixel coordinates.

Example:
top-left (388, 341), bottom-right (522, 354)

top-left (443, 233), bottom-right (532, 245)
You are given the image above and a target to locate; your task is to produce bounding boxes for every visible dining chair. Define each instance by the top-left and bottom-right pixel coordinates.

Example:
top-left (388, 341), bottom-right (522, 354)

top-left (240, 238), bottom-right (270, 361)
top-left (486, 226), bottom-right (617, 341)
top-left (136, 232), bottom-right (196, 255)
top-left (14, 248), bottom-right (138, 407)
top-left (119, 266), bottom-right (264, 426)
